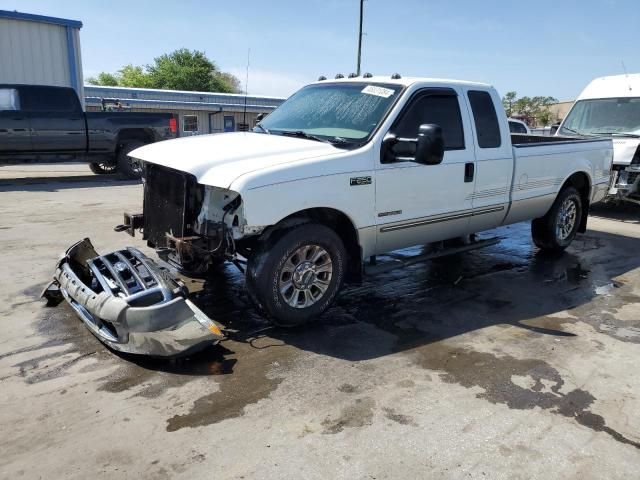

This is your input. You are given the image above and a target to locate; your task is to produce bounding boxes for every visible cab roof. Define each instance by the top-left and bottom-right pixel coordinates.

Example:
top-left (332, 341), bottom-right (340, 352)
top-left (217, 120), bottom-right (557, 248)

top-left (310, 75), bottom-right (493, 90)
top-left (577, 73), bottom-right (640, 100)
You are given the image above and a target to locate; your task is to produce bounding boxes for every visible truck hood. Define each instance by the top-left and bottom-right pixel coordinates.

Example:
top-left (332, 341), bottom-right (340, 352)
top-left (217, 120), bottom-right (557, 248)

top-left (130, 132), bottom-right (340, 188)
top-left (612, 137), bottom-right (640, 166)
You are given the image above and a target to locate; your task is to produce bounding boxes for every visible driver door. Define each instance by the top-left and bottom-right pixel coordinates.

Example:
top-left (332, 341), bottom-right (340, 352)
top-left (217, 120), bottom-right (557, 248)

top-left (374, 87), bottom-right (476, 254)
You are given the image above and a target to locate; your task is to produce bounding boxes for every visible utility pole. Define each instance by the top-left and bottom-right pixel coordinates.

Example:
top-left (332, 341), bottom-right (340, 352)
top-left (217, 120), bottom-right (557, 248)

top-left (243, 48), bottom-right (250, 129)
top-left (356, 0), bottom-right (364, 76)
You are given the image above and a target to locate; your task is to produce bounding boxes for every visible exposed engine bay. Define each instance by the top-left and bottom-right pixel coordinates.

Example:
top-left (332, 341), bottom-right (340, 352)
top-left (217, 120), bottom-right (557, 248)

top-left (122, 163), bottom-right (253, 275)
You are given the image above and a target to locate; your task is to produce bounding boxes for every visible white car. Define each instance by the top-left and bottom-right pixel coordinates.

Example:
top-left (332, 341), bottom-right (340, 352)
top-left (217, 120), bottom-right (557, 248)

top-left (508, 118), bottom-right (531, 134)
top-left (50, 75), bottom-right (614, 335)
top-left (557, 73), bottom-right (640, 204)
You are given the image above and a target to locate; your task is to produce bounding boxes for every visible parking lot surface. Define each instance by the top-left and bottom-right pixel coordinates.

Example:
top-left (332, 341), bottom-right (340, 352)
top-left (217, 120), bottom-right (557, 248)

top-left (1, 165), bottom-right (639, 479)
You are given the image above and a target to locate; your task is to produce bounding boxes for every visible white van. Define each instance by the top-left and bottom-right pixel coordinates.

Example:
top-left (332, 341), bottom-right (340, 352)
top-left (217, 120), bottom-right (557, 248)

top-left (557, 73), bottom-right (640, 204)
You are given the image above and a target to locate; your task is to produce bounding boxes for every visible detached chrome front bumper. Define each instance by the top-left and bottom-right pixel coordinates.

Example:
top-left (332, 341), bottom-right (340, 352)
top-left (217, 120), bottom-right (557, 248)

top-left (42, 238), bottom-right (224, 357)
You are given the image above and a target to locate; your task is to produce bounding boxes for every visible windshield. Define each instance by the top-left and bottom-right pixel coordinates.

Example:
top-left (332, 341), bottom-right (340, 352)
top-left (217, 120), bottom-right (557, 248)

top-left (559, 97), bottom-right (640, 136)
top-left (255, 82), bottom-right (402, 144)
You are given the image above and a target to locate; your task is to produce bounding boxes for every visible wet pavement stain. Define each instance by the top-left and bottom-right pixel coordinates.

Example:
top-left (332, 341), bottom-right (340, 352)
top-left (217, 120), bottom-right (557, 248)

top-left (411, 344), bottom-right (640, 449)
top-left (321, 397), bottom-right (376, 434)
top-left (165, 339), bottom-right (295, 432)
top-left (383, 407), bottom-right (418, 426)
top-left (11, 220), bottom-right (640, 440)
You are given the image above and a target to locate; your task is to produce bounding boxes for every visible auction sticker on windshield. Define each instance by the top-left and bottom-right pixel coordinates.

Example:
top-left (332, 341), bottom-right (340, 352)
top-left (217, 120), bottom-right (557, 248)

top-left (361, 85), bottom-right (395, 98)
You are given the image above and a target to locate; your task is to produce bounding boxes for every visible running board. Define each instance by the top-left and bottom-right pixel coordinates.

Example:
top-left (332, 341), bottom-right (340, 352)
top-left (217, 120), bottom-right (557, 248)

top-left (364, 237), bottom-right (500, 276)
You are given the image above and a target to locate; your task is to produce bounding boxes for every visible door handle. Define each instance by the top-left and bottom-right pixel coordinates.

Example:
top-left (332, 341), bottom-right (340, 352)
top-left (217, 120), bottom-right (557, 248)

top-left (464, 162), bottom-right (475, 183)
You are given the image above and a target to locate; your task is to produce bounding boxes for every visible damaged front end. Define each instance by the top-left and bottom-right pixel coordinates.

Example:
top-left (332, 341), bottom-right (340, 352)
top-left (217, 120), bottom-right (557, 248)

top-left (608, 144), bottom-right (640, 205)
top-left (117, 163), bottom-right (254, 276)
top-left (42, 238), bottom-right (224, 357)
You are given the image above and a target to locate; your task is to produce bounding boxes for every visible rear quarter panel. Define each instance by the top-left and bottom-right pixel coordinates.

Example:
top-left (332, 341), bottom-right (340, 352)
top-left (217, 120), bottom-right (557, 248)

top-left (85, 112), bottom-right (175, 154)
top-left (504, 139), bottom-right (612, 224)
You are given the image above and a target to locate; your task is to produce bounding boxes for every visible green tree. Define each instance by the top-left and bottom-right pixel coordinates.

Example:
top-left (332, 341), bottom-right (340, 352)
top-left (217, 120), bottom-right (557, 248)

top-left (502, 92), bottom-right (558, 126)
top-left (502, 91), bottom-right (518, 117)
top-left (87, 72), bottom-right (119, 86)
top-left (118, 64), bottom-right (153, 88)
top-left (86, 49), bottom-right (240, 93)
top-left (214, 71), bottom-right (242, 93)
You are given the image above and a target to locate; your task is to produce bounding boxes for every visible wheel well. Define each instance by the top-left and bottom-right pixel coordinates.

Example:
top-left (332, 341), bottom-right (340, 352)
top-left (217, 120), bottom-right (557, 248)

top-left (268, 208), bottom-right (363, 282)
top-left (562, 171), bottom-right (591, 233)
top-left (116, 129), bottom-right (153, 148)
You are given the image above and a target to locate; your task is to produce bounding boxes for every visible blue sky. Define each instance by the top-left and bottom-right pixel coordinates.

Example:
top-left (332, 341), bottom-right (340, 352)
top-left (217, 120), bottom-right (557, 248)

top-left (1, 0), bottom-right (638, 100)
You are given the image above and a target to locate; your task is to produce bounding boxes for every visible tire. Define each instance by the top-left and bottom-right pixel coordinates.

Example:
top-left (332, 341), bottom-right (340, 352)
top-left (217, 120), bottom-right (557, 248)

top-left (531, 186), bottom-right (582, 252)
top-left (246, 223), bottom-right (346, 327)
top-left (89, 162), bottom-right (117, 175)
top-left (116, 140), bottom-right (146, 179)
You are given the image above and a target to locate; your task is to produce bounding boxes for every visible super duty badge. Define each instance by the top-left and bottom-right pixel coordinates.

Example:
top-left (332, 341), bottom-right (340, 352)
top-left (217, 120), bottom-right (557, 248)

top-left (350, 176), bottom-right (372, 186)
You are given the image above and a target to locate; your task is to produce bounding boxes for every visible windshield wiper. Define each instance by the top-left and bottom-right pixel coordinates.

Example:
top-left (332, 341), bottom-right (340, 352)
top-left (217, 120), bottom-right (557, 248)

top-left (279, 130), bottom-right (328, 143)
top-left (254, 123), bottom-right (270, 134)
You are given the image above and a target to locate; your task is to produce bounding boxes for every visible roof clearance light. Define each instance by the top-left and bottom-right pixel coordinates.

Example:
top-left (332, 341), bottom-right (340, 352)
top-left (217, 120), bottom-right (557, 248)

top-left (348, 73), bottom-right (357, 78)
top-left (318, 75), bottom-right (327, 81)
top-left (335, 73), bottom-right (345, 79)
top-left (363, 72), bottom-right (373, 78)
top-left (391, 73), bottom-right (402, 79)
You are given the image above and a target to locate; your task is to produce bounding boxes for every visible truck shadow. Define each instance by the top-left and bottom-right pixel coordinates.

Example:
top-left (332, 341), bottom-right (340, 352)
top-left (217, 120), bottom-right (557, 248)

top-left (590, 202), bottom-right (640, 224)
top-left (195, 223), bottom-right (640, 363)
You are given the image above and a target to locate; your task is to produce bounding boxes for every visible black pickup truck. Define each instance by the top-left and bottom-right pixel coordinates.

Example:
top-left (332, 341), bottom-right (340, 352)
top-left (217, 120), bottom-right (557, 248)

top-left (0, 84), bottom-right (178, 178)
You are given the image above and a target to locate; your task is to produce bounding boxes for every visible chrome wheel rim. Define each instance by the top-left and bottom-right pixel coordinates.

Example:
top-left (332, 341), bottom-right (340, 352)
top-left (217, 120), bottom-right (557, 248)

top-left (128, 155), bottom-right (142, 176)
top-left (97, 162), bottom-right (117, 173)
top-left (556, 198), bottom-right (577, 241)
top-left (278, 244), bottom-right (333, 309)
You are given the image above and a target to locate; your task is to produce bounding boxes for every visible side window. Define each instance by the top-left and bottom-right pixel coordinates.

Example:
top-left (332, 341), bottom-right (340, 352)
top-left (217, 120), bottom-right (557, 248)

top-left (394, 93), bottom-right (465, 150)
top-left (183, 115), bottom-right (199, 133)
top-left (468, 90), bottom-right (501, 148)
top-left (0, 88), bottom-right (21, 111)
top-left (23, 87), bottom-right (79, 112)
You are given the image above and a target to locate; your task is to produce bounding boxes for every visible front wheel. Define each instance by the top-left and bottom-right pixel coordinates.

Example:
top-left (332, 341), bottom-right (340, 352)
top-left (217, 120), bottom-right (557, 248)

top-left (246, 223), bottom-right (346, 327)
top-left (532, 186), bottom-right (583, 252)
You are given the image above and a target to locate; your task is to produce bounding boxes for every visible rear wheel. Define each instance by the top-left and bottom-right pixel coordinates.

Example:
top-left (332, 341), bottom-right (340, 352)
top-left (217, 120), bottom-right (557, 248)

top-left (532, 186), bottom-right (582, 252)
top-left (89, 162), bottom-right (117, 175)
top-left (246, 223), bottom-right (346, 326)
top-left (116, 140), bottom-right (146, 179)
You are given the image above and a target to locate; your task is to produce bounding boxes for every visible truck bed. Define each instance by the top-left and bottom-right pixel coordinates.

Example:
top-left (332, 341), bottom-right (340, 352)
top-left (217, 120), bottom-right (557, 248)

top-left (510, 134), bottom-right (602, 146)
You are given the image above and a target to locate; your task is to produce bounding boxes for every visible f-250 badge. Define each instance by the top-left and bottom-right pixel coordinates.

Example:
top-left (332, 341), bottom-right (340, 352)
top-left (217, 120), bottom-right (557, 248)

top-left (350, 176), bottom-right (372, 186)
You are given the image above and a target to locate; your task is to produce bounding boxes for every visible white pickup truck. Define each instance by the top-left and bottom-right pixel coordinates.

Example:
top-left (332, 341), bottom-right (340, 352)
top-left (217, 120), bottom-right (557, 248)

top-left (46, 75), bottom-right (613, 355)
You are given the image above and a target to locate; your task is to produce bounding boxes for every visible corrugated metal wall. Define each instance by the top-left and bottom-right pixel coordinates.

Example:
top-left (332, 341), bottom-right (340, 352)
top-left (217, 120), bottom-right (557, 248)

top-left (85, 86), bottom-right (285, 135)
top-left (0, 17), bottom-right (83, 98)
top-left (85, 105), bottom-right (263, 136)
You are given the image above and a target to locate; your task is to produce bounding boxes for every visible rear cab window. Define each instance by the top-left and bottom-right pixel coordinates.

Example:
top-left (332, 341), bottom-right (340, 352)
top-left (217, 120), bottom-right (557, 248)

top-left (468, 90), bottom-right (501, 148)
top-left (21, 86), bottom-right (81, 112)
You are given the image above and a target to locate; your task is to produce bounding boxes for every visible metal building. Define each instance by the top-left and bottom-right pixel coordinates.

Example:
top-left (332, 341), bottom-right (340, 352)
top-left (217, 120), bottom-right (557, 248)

top-left (0, 10), bottom-right (84, 101)
top-left (85, 85), bottom-right (285, 135)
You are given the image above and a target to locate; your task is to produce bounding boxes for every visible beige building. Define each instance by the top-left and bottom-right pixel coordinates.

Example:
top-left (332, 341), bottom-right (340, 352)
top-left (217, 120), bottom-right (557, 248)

top-left (547, 101), bottom-right (574, 123)
top-left (85, 85), bottom-right (285, 136)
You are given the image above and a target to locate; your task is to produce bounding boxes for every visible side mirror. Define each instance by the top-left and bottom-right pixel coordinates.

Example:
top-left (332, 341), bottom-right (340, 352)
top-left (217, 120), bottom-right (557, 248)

top-left (550, 123), bottom-right (560, 135)
top-left (415, 124), bottom-right (444, 165)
